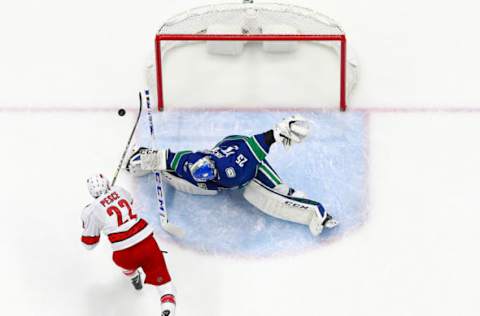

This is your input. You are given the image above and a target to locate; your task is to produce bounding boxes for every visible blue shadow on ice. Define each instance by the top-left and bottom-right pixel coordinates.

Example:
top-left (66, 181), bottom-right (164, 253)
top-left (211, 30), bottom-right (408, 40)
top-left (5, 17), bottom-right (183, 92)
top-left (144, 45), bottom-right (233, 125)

top-left (133, 111), bottom-right (368, 257)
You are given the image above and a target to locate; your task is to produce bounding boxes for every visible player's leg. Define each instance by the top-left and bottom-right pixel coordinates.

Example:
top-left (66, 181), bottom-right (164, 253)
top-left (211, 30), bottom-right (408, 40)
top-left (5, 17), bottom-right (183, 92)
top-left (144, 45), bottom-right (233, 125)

top-left (243, 179), bottom-right (337, 236)
top-left (122, 269), bottom-right (143, 290)
top-left (140, 235), bottom-right (176, 316)
top-left (112, 250), bottom-right (144, 291)
top-left (255, 160), bottom-right (306, 198)
top-left (255, 160), bottom-right (281, 189)
top-left (157, 282), bottom-right (176, 316)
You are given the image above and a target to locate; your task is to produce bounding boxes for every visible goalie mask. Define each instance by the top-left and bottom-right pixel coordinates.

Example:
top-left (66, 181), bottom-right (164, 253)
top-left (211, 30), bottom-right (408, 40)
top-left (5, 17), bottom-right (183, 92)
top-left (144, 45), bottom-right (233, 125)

top-left (87, 173), bottom-right (111, 198)
top-left (189, 156), bottom-right (217, 182)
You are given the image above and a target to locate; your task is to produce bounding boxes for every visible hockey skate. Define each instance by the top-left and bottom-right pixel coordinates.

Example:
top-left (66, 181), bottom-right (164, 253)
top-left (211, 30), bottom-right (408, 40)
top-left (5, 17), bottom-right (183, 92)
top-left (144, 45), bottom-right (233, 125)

top-left (309, 213), bottom-right (338, 236)
top-left (131, 271), bottom-right (143, 290)
top-left (161, 294), bottom-right (176, 316)
top-left (323, 214), bottom-right (339, 229)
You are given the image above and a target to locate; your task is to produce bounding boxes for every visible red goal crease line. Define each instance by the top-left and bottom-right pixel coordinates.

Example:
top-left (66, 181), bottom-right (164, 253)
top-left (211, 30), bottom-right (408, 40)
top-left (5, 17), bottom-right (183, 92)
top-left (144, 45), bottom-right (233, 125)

top-left (154, 34), bottom-right (347, 112)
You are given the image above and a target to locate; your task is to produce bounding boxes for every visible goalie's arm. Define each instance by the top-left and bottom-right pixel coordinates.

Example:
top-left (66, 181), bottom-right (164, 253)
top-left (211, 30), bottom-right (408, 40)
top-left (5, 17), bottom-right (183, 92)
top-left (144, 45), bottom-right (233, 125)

top-left (236, 114), bottom-right (311, 161)
top-left (166, 150), bottom-right (194, 173)
top-left (273, 115), bottom-right (310, 149)
top-left (240, 131), bottom-right (275, 163)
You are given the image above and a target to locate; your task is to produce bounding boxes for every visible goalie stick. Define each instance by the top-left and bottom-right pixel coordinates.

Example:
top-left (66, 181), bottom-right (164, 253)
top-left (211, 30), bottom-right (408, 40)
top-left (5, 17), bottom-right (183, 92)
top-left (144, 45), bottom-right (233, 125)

top-left (112, 92), bottom-right (143, 186)
top-left (145, 90), bottom-right (185, 238)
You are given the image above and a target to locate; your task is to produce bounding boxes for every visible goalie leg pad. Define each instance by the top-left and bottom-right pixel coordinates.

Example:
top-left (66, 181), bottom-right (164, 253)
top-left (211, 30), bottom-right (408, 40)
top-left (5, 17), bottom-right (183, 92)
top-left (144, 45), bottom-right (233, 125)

top-left (243, 180), bottom-right (325, 227)
top-left (162, 171), bottom-right (218, 196)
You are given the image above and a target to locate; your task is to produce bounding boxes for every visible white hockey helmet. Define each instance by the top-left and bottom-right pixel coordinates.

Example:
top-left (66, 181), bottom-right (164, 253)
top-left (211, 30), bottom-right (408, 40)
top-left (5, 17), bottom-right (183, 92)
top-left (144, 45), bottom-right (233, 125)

top-left (86, 173), bottom-right (111, 198)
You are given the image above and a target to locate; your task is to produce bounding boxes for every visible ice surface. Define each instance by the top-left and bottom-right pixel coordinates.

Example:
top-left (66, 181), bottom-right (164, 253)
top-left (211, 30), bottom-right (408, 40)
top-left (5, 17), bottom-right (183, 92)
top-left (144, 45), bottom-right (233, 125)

top-left (4, 1), bottom-right (480, 315)
top-left (133, 111), bottom-right (367, 256)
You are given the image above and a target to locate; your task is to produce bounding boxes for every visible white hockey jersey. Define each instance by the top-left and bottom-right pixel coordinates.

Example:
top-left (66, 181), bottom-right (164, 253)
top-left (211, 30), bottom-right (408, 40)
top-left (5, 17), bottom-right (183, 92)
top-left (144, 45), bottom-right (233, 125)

top-left (81, 186), bottom-right (153, 251)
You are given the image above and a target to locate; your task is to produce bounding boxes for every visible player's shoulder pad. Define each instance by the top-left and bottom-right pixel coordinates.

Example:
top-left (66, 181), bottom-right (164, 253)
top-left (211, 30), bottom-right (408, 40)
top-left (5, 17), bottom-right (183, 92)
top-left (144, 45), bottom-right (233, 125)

top-left (81, 203), bottom-right (96, 221)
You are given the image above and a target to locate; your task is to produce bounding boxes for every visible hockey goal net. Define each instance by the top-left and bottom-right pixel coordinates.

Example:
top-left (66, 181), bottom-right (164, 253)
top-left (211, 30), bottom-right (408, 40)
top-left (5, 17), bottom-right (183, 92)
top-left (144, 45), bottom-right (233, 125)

top-left (149, 1), bottom-right (358, 111)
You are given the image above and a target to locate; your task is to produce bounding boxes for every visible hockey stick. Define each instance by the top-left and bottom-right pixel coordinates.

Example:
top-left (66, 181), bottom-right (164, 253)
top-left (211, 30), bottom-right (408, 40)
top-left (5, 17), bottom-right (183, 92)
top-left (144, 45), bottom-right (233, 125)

top-left (112, 92), bottom-right (143, 186)
top-left (144, 90), bottom-right (185, 238)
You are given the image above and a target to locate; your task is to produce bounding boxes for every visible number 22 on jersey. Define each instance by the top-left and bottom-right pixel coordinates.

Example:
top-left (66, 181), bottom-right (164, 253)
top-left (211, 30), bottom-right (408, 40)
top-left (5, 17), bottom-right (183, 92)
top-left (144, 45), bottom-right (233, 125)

top-left (104, 196), bottom-right (137, 227)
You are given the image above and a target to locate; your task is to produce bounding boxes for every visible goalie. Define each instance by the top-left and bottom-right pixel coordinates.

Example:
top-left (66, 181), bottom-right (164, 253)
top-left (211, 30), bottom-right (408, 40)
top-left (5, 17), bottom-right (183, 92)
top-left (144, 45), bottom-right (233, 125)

top-left (126, 115), bottom-right (337, 236)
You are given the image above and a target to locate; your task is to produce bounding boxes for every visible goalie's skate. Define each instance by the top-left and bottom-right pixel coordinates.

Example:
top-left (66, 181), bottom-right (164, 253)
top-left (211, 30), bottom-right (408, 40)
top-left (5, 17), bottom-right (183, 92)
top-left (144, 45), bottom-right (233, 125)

top-left (323, 214), bottom-right (339, 229)
top-left (309, 213), bottom-right (338, 236)
top-left (287, 187), bottom-right (307, 199)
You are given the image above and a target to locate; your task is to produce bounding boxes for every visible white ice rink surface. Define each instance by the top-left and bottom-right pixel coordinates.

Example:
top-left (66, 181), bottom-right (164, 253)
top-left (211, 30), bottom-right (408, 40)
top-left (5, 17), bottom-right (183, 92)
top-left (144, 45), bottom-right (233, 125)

top-left (1, 0), bottom-right (480, 315)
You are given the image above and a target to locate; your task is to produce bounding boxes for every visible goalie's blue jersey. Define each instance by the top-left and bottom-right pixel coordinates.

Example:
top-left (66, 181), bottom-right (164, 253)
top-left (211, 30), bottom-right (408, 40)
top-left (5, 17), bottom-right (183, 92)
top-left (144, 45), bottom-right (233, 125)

top-left (165, 134), bottom-right (271, 190)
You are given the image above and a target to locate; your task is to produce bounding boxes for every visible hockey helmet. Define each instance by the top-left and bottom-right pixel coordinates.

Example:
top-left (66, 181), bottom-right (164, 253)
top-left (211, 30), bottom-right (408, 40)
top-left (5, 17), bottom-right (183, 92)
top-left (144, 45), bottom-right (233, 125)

top-left (87, 173), bottom-right (111, 198)
top-left (189, 156), bottom-right (217, 182)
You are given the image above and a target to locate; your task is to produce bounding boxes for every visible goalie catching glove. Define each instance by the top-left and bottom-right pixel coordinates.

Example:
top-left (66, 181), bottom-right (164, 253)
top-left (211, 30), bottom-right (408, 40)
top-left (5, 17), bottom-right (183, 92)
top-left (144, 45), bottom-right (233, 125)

top-left (126, 147), bottom-right (168, 177)
top-left (273, 115), bottom-right (310, 149)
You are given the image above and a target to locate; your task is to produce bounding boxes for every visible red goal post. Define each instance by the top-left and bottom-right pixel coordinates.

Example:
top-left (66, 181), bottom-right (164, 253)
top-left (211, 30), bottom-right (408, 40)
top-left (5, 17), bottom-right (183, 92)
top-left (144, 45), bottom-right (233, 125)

top-left (151, 2), bottom-right (358, 112)
top-left (154, 33), bottom-right (347, 112)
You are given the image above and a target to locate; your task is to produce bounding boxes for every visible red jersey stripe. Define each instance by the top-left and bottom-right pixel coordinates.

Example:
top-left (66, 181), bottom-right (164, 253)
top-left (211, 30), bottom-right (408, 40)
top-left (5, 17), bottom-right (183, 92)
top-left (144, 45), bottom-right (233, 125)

top-left (108, 219), bottom-right (148, 243)
top-left (81, 235), bottom-right (100, 245)
top-left (161, 294), bottom-right (176, 304)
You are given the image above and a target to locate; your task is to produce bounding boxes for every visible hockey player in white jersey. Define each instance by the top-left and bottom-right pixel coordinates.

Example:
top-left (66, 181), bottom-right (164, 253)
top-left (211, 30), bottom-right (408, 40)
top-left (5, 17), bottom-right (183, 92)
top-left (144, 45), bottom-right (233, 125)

top-left (127, 115), bottom-right (338, 236)
top-left (81, 174), bottom-right (176, 316)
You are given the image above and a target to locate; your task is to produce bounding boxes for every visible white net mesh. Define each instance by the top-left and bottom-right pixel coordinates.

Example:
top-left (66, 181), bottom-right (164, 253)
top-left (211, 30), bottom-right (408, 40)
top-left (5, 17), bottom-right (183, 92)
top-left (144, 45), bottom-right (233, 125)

top-left (159, 3), bottom-right (344, 35)
top-left (149, 1), bottom-right (358, 109)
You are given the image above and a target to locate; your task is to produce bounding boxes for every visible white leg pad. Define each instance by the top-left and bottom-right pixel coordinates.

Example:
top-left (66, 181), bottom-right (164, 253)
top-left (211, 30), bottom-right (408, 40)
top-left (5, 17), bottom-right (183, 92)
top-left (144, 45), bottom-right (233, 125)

top-left (243, 180), bottom-right (322, 225)
top-left (161, 171), bottom-right (218, 196)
